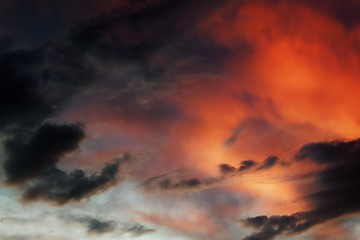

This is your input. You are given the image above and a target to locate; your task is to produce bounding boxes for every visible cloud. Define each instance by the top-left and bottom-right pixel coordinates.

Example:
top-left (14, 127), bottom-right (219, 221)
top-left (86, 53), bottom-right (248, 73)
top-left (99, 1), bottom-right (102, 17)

top-left (4, 123), bottom-right (85, 184)
top-left (0, 2), bottom-right (359, 239)
top-left (0, 0), bottom-right (234, 183)
top-left (79, 217), bottom-right (117, 234)
top-left (295, 139), bottom-right (360, 164)
top-left (239, 160), bottom-right (257, 172)
top-left (0, 49), bottom-right (51, 134)
top-left (143, 156), bottom-right (279, 192)
top-left (143, 174), bottom-right (223, 192)
top-left (256, 156), bottom-right (278, 171)
top-left (77, 216), bottom-right (155, 237)
top-left (219, 160), bottom-right (257, 174)
top-left (22, 158), bottom-right (125, 204)
top-left (243, 214), bottom-right (307, 240)
top-left (224, 127), bottom-right (243, 147)
top-left (218, 163), bottom-right (237, 174)
top-left (1, 0), bottom-right (226, 203)
top-left (3, 122), bottom-right (130, 204)
top-left (243, 138), bottom-right (360, 240)
top-left (121, 223), bottom-right (156, 237)
top-left (0, 1), bottom-right (209, 134)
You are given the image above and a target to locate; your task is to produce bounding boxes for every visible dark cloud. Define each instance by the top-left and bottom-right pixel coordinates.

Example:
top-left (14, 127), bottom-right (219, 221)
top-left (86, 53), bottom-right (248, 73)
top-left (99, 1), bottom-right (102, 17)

top-left (219, 157), bottom-right (278, 175)
top-left (143, 171), bottom-right (224, 192)
top-left (0, 0), bottom-right (233, 135)
top-left (0, 37), bottom-right (14, 53)
top-left (77, 216), bottom-right (155, 236)
top-left (243, 139), bottom-right (360, 240)
top-left (0, 32), bottom-right (95, 137)
top-left (80, 217), bottom-right (117, 234)
top-left (0, 49), bottom-right (48, 133)
top-left (3, 123), bottom-right (129, 204)
top-left (295, 139), bottom-right (360, 164)
top-left (219, 163), bottom-right (237, 174)
top-left (147, 175), bottom-right (223, 191)
top-left (22, 158), bottom-right (124, 204)
top-left (144, 156), bottom-right (277, 192)
top-left (243, 214), bottom-right (305, 240)
top-left (256, 156), bottom-right (278, 171)
top-left (239, 160), bottom-right (256, 172)
top-left (0, 0), bottom-right (168, 49)
top-left (0, 38), bottom-right (126, 203)
top-left (121, 223), bottom-right (156, 236)
top-left (219, 160), bottom-right (255, 175)
top-left (4, 123), bottom-right (85, 184)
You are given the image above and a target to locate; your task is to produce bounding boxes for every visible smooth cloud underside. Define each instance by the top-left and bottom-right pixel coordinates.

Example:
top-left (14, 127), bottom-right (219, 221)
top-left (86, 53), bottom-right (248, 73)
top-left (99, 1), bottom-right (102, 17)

top-left (0, 1), bottom-right (359, 240)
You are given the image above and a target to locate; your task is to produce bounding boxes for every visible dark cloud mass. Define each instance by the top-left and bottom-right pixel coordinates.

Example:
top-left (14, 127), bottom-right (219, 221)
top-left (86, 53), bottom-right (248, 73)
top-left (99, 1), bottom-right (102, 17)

top-left (22, 158), bottom-right (124, 204)
top-left (4, 123), bottom-right (85, 184)
top-left (244, 139), bottom-right (360, 240)
top-left (3, 123), bottom-right (129, 204)
top-left (0, 0), bottom-right (219, 135)
top-left (295, 139), bottom-right (360, 164)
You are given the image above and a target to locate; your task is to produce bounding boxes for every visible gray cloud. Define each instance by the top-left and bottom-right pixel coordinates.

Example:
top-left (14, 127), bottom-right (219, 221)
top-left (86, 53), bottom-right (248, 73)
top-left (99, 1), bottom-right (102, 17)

top-left (121, 223), bottom-right (156, 237)
top-left (77, 216), bottom-right (155, 237)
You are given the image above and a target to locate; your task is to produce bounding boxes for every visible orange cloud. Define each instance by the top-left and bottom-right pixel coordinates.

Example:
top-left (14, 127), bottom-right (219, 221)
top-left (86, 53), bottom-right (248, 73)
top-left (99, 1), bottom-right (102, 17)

top-left (200, 2), bottom-right (360, 139)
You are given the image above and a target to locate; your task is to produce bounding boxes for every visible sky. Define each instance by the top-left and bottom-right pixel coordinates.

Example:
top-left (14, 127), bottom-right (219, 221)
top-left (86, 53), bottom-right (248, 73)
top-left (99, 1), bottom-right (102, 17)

top-left (0, 0), bottom-right (360, 239)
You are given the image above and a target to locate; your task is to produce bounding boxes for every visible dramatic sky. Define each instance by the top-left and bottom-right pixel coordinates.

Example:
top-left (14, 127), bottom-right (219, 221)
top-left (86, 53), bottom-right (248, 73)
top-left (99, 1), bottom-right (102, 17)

top-left (0, 1), bottom-right (360, 239)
